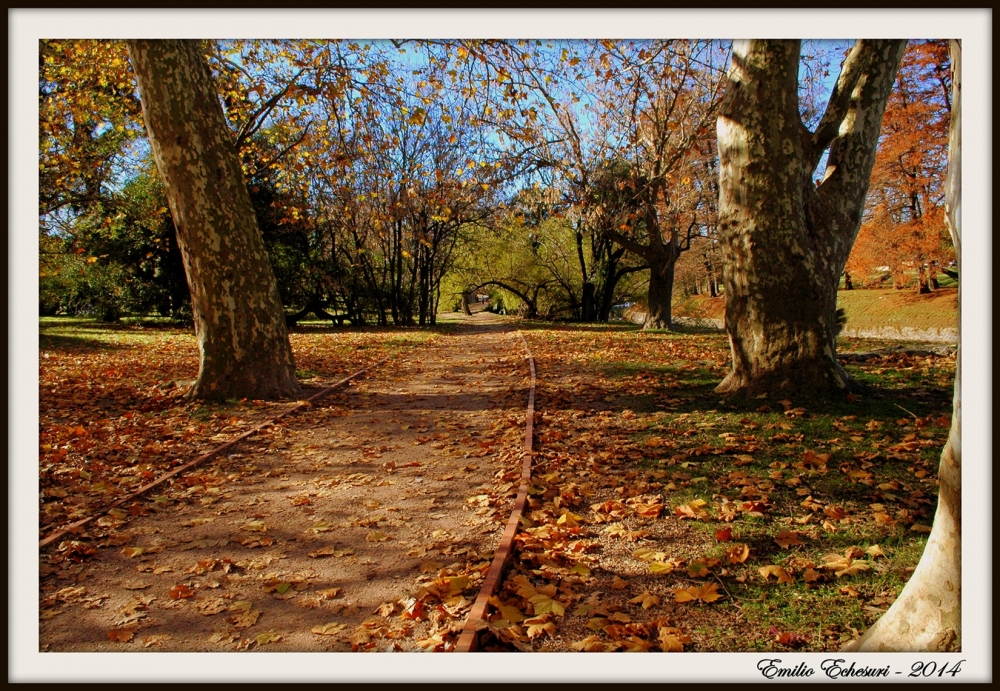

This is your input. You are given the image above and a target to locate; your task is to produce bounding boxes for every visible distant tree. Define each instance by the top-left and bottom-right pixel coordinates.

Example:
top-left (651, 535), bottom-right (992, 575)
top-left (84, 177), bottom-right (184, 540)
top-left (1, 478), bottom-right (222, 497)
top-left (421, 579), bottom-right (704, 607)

top-left (127, 39), bottom-right (300, 400)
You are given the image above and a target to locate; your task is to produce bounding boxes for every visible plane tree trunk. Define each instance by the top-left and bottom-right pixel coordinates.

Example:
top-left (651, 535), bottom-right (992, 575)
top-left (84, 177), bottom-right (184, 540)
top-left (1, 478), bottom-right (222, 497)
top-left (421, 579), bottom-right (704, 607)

top-left (843, 38), bottom-right (961, 653)
top-left (127, 39), bottom-right (300, 400)
top-left (714, 39), bottom-right (905, 397)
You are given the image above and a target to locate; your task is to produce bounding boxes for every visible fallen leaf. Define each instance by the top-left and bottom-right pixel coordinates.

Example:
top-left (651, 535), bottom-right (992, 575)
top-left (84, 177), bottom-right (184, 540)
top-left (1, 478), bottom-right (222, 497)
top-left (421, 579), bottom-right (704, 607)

top-left (726, 544), bottom-right (750, 564)
top-left (628, 592), bottom-right (660, 609)
top-left (571, 635), bottom-right (607, 652)
top-left (529, 594), bottom-right (566, 616)
top-left (649, 561), bottom-right (678, 575)
top-left (255, 631), bottom-right (282, 646)
top-left (658, 626), bottom-right (692, 652)
top-left (167, 584), bottom-right (194, 600)
top-left (107, 625), bottom-right (137, 642)
top-left (774, 530), bottom-right (806, 549)
top-left (759, 565), bottom-right (795, 584)
top-left (674, 499), bottom-right (710, 520)
top-left (674, 582), bottom-right (723, 604)
top-left (866, 545), bottom-right (886, 559)
top-left (312, 622), bottom-right (347, 636)
top-left (193, 598), bottom-right (227, 616)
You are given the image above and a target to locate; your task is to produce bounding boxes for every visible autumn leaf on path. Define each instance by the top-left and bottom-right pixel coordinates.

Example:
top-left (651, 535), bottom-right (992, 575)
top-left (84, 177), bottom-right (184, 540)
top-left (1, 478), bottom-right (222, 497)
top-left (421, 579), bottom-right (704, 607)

top-left (659, 626), bottom-right (693, 652)
top-left (674, 499), bottom-right (709, 520)
top-left (193, 598), bottom-right (227, 616)
top-left (400, 598), bottom-right (426, 621)
top-left (375, 602), bottom-right (397, 617)
top-left (674, 582), bottom-right (723, 604)
top-left (254, 631), bottom-right (282, 646)
top-left (716, 527), bottom-right (733, 542)
top-left (489, 596), bottom-right (525, 623)
top-left (241, 520), bottom-right (266, 533)
top-left (167, 584), bottom-right (194, 600)
top-left (571, 635), bottom-right (608, 652)
top-left (632, 548), bottom-right (668, 563)
top-left (107, 624), bottom-right (138, 642)
top-left (611, 576), bottom-right (628, 590)
top-left (629, 592), bottom-right (660, 609)
top-left (306, 521), bottom-right (334, 534)
top-left (307, 546), bottom-right (338, 558)
top-left (141, 634), bottom-right (173, 648)
top-left (529, 594), bottom-right (566, 616)
top-left (525, 617), bottom-right (557, 639)
top-left (312, 622), bottom-right (347, 636)
top-left (227, 601), bottom-right (261, 628)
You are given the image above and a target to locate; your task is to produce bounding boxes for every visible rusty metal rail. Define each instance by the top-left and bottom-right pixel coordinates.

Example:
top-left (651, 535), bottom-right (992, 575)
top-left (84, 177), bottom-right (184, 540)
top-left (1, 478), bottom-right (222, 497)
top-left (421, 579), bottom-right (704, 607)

top-left (455, 330), bottom-right (536, 652)
top-left (38, 358), bottom-right (391, 550)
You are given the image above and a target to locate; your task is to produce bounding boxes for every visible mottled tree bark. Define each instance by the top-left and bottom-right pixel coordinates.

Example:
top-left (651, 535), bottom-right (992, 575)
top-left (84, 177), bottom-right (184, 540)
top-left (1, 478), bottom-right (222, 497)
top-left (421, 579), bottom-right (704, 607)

top-left (127, 40), bottom-right (300, 400)
top-left (843, 39), bottom-right (961, 653)
top-left (715, 40), bottom-right (906, 397)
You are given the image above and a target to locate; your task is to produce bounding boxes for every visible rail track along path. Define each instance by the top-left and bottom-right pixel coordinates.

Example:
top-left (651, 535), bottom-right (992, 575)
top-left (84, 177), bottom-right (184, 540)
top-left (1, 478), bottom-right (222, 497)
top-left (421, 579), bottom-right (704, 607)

top-left (39, 312), bottom-right (531, 652)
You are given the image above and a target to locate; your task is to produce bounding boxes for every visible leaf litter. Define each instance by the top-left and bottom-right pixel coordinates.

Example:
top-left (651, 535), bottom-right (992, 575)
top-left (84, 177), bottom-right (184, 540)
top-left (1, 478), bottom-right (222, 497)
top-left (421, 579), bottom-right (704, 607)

top-left (39, 314), bottom-right (526, 651)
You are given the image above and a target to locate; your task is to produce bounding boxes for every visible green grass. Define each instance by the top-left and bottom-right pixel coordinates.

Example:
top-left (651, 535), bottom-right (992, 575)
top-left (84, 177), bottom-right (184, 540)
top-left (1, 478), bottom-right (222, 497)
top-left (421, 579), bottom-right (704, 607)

top-left (672, 288), bottom-right (958, 340)
top-left (593, 337), bottom-right (954, 649)
top-left (835, 288), bottom-right (958, 334)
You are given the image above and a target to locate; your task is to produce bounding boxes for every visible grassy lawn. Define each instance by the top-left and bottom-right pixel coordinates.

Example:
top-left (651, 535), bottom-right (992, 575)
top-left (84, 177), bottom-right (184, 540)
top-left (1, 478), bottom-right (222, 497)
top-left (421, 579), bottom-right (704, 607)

top-left (672, 287), bottom-right (958, 338)
top-left (481, 323), bottom-right (954, 651)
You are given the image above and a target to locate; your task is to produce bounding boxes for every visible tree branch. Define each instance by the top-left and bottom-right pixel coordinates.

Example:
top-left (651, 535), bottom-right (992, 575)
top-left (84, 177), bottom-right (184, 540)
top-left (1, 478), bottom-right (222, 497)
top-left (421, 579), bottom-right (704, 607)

top-left (234, 68), bottom-right (308, 151)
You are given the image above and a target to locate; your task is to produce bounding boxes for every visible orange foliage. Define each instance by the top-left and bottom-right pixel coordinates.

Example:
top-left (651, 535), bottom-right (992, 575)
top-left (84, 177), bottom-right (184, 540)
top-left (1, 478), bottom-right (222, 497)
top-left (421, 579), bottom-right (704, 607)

top-left (847, 41), bottom-right (955, 291)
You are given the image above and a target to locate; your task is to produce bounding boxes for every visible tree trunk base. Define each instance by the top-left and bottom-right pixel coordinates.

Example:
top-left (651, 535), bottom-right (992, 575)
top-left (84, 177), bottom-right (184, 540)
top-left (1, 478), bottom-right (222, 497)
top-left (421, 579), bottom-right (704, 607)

top-left (187, 364), bottom-right (300, 401)
top-left (642, 315), bottom-right (673, 331)
top-left (715, 358), bottom-right (853, 399)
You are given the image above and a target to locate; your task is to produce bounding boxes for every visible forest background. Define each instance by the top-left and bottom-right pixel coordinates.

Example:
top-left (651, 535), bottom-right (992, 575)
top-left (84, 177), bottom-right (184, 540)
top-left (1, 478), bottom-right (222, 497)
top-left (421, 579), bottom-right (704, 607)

top-left (11, 7), bottom-right (991, 684)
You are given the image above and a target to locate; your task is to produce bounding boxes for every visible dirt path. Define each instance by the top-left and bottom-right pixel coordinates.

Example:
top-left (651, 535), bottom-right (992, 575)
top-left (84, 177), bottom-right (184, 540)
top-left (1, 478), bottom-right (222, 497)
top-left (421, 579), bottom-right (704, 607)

top-left (39, 313), bottom-right (530, 652)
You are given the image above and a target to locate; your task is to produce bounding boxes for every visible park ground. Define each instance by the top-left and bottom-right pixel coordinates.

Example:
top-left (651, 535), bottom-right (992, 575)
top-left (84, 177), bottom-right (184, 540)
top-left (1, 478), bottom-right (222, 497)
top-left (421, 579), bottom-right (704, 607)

top-left (38, 296), bottom-right (956, 652)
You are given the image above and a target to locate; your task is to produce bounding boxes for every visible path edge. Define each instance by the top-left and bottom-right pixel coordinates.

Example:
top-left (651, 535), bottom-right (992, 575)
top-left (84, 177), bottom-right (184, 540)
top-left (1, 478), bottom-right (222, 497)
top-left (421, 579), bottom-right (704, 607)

top-left (455, 329), bottom-right (536, 652)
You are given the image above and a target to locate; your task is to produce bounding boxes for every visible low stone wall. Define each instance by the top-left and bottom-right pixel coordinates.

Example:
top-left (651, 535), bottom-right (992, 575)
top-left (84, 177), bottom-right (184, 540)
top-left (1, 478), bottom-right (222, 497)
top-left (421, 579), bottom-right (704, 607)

top-left (629, 309), bottom-right (958, 344)
top-left (840, 326), bottom-right (958, 344)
